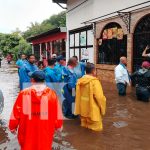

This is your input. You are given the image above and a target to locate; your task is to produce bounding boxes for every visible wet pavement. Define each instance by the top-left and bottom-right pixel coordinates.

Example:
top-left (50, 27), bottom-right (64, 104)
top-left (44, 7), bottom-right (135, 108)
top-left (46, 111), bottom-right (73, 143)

top-left (0, 59), bottom-right (150, 150)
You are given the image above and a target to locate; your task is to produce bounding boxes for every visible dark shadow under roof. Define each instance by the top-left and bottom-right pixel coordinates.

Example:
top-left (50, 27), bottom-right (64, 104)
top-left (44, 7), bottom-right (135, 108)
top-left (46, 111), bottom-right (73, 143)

top-left (52, 0), bottom-right (67, 4)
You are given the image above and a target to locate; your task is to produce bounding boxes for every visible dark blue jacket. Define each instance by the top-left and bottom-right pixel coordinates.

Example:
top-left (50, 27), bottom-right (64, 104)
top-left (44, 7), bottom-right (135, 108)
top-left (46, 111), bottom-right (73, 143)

top-left (19, 61), bottom-right (38, 90)
top-left (62, 66), bottom-right (77, 103)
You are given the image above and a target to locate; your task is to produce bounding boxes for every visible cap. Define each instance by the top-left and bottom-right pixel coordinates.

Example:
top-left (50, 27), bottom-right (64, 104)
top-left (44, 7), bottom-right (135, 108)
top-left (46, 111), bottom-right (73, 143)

top-left (80, 59), bottom-right (88, 63)
top-left (142, 61), bottom-right (150, 68)
top-left (57, 55), bottom-right (65, 62)
top-left (31, 71), bottom-right (45, 81)
top-left (52, 54), bottom-right (57, 58)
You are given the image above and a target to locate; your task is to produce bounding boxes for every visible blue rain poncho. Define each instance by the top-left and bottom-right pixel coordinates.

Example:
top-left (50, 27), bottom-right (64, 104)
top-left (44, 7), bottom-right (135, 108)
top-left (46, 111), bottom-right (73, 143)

top-left (44, 67), bottom-right (59, 89)
top-left (54, 63), bottom-right (65, 82)
top-left (62, 66), bottom-right (77, 117)
top-left (19, 61), bottom-right (38, 90)
top-left (73, 62), bottom-right (86, 79)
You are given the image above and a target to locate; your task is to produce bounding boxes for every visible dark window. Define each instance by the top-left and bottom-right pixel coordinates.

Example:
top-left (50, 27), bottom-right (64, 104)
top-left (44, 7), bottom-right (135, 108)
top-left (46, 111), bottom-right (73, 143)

top-left (97, 22), bottom-right (127, 65)
top-left (133, 14), bottom-right (150, 72)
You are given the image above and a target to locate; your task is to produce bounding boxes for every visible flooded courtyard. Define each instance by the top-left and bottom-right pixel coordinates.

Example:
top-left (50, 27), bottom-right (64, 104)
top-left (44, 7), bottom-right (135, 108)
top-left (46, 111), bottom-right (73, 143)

top-left (0, 59), bottom-right (150, 150)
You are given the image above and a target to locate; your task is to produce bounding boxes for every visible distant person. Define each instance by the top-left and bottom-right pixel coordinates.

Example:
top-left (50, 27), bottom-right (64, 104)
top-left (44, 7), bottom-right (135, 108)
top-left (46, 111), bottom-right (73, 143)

top-left (44, 59), bottom-right (65, 101)
top-left (73, 56), bottom-right (86, 79)
top-left (44, 59), bottom-right (59, 88)
top-left (16, 54), bottom-right (27, 69)
top-left (42, 55), bottom-right (48, 67)
top-left (115, 57), bottom-right (131, 96)
top-left (142, 45), bottom-right (150, 57)
top-left (9, 71), bottom-right (63, 150)
top-left (75, 63), bottom-right (106, 131)
top-left (38, 61), bottom-right (44, 70)
top-left (131, 61), bottom-right (150, 102)
top-left (6, 53), bottom-right (13, 64)
top-left (52, 54), bottom-right (57, 61)
top-left (16, 54), bottom-right (27, 89)
top-left (0, 89), bottom-right (4, 126)
top-left (0, 54), bottom-right (2, 68)
top-left (55, 55), bottom-right (66, 82)
top-left (19, 54), bottom-right (38, 90)
top-left (0, 89), bottom-right (4, 115)
top-left (62, 57), bottom-right (77, 119)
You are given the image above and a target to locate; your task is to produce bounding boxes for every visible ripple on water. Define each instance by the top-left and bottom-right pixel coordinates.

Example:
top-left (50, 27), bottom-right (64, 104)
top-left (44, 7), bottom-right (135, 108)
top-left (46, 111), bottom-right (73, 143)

top-left (113, 121), bottom-right (128, 128)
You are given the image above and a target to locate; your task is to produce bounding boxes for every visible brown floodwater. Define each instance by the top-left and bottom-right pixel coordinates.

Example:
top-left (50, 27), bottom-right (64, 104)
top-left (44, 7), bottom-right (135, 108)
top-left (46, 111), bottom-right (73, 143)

top-left (0, 59), bottom-right (150, 150)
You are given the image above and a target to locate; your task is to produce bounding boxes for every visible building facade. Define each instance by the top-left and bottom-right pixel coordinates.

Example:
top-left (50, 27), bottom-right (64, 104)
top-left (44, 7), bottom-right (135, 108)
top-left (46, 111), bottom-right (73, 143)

top-left (53, 0), bottom-right (150, 82)
top-left (27, 27), bottom-right (66, 61)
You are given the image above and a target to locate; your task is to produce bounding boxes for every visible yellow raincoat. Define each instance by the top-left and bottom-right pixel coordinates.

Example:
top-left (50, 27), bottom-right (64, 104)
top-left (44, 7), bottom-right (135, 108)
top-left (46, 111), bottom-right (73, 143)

top-left (74, 75), bottom-right (106, 131)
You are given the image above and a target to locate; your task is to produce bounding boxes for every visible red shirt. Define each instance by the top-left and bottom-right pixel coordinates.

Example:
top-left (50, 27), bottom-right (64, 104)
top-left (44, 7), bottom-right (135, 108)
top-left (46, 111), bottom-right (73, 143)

top-left (9, 86), bottom-right (63, 150)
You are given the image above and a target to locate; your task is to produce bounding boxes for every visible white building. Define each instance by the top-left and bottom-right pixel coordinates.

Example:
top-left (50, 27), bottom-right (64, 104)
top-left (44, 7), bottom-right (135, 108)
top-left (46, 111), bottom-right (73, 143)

top-left (53, 0), bottom-right (150, 81)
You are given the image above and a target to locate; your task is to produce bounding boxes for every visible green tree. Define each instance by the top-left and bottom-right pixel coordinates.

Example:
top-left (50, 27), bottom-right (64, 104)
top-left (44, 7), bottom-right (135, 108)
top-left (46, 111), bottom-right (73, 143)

top-left (0, 11), bottom-right (66, 60)
top-left (0, 32), bottom-right (31, 60)
top-left (12, 38), bottom-right (32, 60)
top-left (0, 33), bottom-right (21, 56)
top-left (23, 11), bottom-right (66, 39)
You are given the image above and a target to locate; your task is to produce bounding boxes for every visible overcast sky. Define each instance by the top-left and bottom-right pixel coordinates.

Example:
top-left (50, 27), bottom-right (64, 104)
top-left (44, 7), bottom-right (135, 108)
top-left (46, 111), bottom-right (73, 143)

top-left (0, 0), bottom-right (64, 33)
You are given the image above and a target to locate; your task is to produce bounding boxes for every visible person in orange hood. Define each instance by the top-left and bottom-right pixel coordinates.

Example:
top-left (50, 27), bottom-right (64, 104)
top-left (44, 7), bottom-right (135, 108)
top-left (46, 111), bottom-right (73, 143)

top-left (74, 63), bottom-right (106, 131)
top-left (9, 70), bottom-right (63, 150)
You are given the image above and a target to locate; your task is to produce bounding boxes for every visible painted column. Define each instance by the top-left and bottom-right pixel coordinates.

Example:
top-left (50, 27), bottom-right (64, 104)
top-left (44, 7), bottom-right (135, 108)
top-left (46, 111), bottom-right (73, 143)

top-left (40, 43), bottom-right (42, 61)
top-left (50, 42), bottom-right (53, 58)
top-left (32, 44), bottom-right (34, 54)
top-left (66, 31), bottom-right (69, 62)
top-left (127, 33), bottom-right (133, 73)
top-left (45, 43), bottom-right (48, 59)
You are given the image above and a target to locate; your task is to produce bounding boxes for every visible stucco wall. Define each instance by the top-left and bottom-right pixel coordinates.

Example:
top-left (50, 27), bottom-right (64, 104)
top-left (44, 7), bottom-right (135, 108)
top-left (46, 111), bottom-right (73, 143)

top-left (66, 0), bottom-right (149, 30)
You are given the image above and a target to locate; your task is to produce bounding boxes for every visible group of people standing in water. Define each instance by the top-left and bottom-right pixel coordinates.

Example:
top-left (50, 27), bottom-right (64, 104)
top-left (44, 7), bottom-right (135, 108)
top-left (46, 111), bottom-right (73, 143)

top-left (9, 53), bottom-right (106, 149)
top-left (8, 47), bottom-right (149, 149)
top-left (115, 45), bottom-right (150, 102)
top-left (15, 53), bottom-right (106, 120)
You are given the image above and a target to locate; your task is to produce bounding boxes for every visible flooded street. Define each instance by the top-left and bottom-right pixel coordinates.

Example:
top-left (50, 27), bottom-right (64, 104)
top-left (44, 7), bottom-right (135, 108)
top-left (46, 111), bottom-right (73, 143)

top-left (0, 60), bottom-right (150, 150)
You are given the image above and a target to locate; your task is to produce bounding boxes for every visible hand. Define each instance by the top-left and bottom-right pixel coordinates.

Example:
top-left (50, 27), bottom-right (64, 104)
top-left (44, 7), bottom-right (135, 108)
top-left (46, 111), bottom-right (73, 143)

top-left (146, 45), bottom-right (150, 50)
top-left (56, 126), bottom-right (63, 132)
top-left (11, 130), bottom-right (17, 135)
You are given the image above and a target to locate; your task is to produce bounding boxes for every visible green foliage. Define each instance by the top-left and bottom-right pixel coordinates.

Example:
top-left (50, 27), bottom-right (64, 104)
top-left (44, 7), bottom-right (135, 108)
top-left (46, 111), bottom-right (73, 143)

top-left (12, 37), bottom-right (32, 60)
top-left (0, 32), bottom-right (31, 60)
top-left (23, 11), bottom-right (66, 39)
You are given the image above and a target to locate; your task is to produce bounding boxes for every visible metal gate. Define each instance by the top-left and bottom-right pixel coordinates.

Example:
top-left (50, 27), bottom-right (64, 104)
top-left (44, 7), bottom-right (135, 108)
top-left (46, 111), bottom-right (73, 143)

top-left (133, 14), bottom-right (150, 72)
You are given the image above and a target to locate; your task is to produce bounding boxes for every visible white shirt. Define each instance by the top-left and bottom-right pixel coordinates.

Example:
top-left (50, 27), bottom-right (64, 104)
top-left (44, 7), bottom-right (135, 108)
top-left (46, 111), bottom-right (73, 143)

top-left (147, 53), bottom-right (150, 57)
top-left (115, 64), bottom-right (130, 85)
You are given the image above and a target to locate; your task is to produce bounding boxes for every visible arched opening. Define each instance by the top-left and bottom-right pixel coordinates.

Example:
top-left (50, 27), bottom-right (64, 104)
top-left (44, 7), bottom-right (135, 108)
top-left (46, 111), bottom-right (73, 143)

top-left (133, 14), bottom-right (150, 72)
top-left (97, 22), bottom-right (127, 65)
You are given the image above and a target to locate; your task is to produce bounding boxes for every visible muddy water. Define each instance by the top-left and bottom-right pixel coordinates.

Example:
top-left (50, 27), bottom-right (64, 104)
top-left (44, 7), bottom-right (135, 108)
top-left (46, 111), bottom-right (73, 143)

top-left (0, 59), bottom-right (150, 150)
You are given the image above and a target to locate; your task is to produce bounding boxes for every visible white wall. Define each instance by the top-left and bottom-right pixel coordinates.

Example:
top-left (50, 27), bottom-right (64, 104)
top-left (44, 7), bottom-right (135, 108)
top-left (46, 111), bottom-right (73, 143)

top-left (67, 0), bottom-right (149, 30)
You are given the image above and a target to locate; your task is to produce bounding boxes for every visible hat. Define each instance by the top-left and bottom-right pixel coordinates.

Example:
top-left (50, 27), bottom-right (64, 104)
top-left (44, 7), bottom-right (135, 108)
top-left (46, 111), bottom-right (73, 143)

top-left (80, 59), bottom-right (88, 63)
top-left (57, 55), bottom-right (65, 62)
top-left (31, 71), bottom-right (45, 81)
top-left (52, 54), bottom-right (57, 58)
top-left (142, 61), bottom-right (150, 68)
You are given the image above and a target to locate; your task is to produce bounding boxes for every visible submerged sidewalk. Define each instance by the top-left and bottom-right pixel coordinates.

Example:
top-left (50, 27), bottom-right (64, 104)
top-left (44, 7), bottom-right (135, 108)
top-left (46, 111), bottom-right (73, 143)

top-left (0, 60), bottom-right (150, 150)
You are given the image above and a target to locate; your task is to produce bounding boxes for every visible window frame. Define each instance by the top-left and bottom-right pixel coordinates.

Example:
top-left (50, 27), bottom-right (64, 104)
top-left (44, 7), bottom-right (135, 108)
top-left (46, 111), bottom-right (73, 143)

top-left (69, 25), bottom-right (93, 60)
top-left (97, 22), bottom-right (127, 65)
